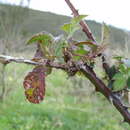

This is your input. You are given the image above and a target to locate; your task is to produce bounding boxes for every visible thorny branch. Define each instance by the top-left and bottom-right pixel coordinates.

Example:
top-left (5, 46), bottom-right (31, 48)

top-left (0, 0), bottom-right (129, 125)
top-left (65, 0), bottom-right (96, 42)
top-left (65, 0), bottom-right (130, 124)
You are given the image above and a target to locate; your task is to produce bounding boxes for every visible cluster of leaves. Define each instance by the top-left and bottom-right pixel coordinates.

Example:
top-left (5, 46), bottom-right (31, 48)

top-left (61, 15), bottom-right (87, 38)
top-left (23, 14), bottom-right (130, 104)
top-left (23, 15), bottom-right (103, 104)
top-left (111, 57), bottom-right (130, 91)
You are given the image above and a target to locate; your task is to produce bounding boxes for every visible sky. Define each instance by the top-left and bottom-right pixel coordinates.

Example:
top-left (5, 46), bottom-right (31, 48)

top-left (2, 0), bottom-right (130, 31)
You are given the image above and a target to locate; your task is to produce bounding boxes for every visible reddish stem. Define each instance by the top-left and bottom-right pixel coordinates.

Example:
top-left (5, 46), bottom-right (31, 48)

top-left (65, 0), bottom-right (130, 124)
top-left (65, 0), bottom-right (96, 42)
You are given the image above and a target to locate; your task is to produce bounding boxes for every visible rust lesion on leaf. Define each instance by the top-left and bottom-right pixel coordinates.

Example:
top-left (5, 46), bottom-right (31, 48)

top-left (23, 66), bottom-right (45, 104)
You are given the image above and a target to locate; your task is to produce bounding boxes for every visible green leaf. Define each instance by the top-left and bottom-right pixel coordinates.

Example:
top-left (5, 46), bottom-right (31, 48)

top-left (73, 55), bottom-right (81, 61)
top-left (61, 23), bottom-right (80, 37)
top-left (113, 77), bottom-right (127, 91)
top-left (71, 15), bottom-right (88, 24)
top-left (74, 47), bottom-right (88, 55)
top-left (61, 15), bottom-right (87, 37)
top-left (77, 48), bottom-right (86, 54)
top-left (27, 32), bottom-right (55, 59)
top-left (27, 32), bottom-right (53, 45)
top-left (73, 43), bottom-right (89, 57)
top-left (113, 72), bottom-right (124, 80)
top-left (61, 23), bottom-right (72, 33)
top-left (119, 64), bottom-right (127, 73)
top-left (113, 72), bottom-right (127, 91)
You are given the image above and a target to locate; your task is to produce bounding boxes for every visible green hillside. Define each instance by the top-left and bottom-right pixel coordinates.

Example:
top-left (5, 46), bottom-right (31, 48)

top-left (23, 9), bottom-right (130, 47)
top-left (0, 3), bottom-right (130, 50)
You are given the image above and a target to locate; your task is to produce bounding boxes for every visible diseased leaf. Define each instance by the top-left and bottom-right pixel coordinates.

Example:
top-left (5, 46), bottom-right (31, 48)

top-left (23, 66), bottom-right (45, 104)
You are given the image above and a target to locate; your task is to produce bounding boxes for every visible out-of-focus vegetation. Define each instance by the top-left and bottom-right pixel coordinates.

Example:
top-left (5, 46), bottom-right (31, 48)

top-left (0, 63), bottom-right (129, 130)
top-left (0, 3), bottom-right (130, 53)
top-left (0, 2), bottom-right (130, 130)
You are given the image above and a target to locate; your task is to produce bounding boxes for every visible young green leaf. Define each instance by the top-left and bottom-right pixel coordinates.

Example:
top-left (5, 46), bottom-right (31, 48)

top-left (118, 64), bottom-right (127, 73)
top-left (27, 31), bottom-right (54, 45)
top-left (61, 23), bottom-right (80, 37)
top-left (61, 15), bottom-right (87, 37)
top-left (113, 72), bottom-right (124, 80)
top-left (113, 77), bottom-right (127, 91)
top-left (75, 48), bottom-right (88, 56)
top-left (71, 15), bottom-right (88, 24)
top-left (113, 72), bottom-right (127, 91)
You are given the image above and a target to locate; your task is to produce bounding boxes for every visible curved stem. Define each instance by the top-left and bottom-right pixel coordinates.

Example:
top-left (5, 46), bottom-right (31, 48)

top-left (65, 0), bottom-right (130, 124)
top-left (65, 0), bottom-right (96, 42)
top-left (80, 64), bottom-right (130, 124)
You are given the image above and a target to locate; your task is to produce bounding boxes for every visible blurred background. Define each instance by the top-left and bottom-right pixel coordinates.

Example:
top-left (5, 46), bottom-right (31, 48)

top-left (0, 0), bottom-right (130, 129)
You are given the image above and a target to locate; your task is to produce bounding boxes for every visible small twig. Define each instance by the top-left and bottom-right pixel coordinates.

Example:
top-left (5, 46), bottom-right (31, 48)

top-left (0, 55), bottom-right (66, 70)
